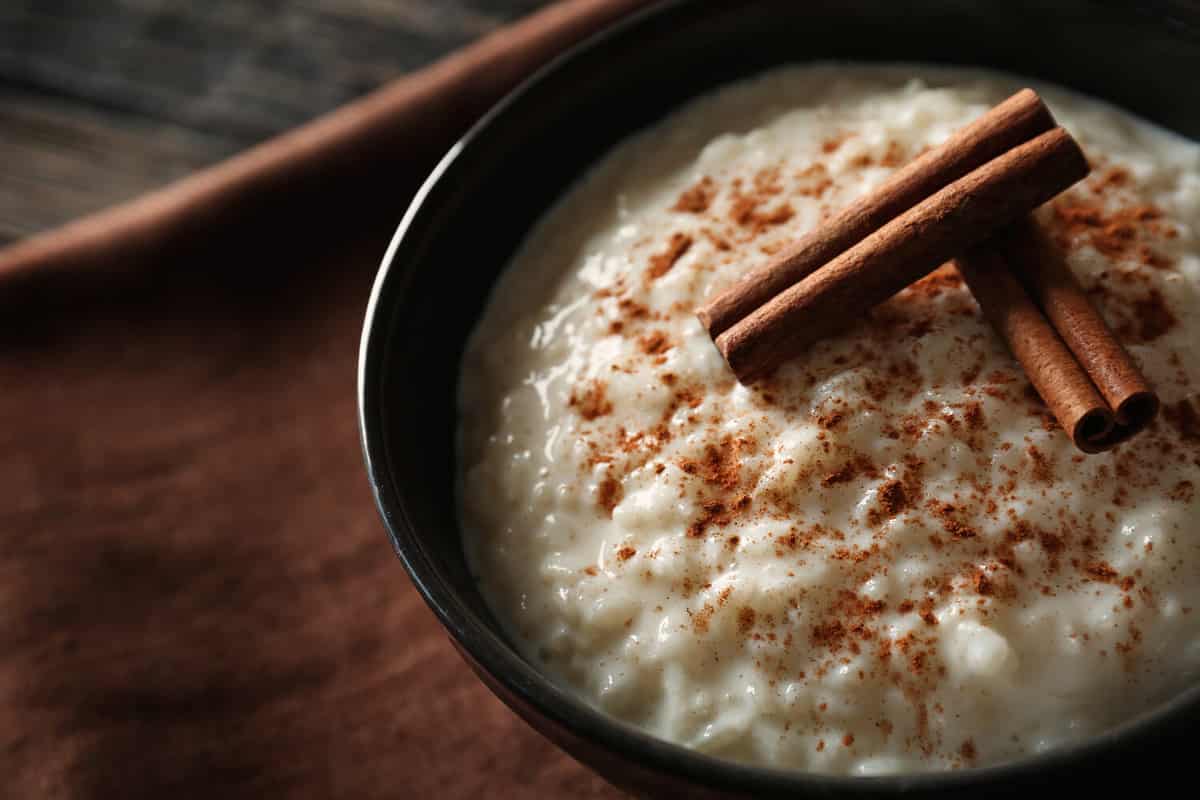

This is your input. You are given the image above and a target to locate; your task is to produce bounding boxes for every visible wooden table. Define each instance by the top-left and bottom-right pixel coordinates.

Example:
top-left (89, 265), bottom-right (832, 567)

top-left (0, 0), bottom-right (553, 245)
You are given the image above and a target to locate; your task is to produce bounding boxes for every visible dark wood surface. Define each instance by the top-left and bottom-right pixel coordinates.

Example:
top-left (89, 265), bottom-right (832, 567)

top-left (0, 0), bottom-right (553, 245)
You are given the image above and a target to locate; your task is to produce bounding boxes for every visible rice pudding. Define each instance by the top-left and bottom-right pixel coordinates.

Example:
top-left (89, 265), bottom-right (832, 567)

top-left (457, 64), bottom-right (1200, 774)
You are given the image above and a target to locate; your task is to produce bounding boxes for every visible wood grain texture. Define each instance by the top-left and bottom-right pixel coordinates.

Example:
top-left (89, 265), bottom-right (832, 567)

top-left (0, 0), bottom-right (553, 244)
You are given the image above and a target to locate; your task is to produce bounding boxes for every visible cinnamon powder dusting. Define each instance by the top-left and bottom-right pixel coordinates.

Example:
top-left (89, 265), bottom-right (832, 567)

top-left (596, 476), bottom-right (623, 518)
top-left (879, 480), bottom-right (909, 514)
top-left (673, 177), bottom-right (716, 213)
top-left (821, 132), bottom-right (854, 153)
top-left (1053, 201), bottom-right (1172, 261)
top-left (686, 495), bottom-right (751, 538)
top-left (1085, 561), bottom-right (1119, 582)
top-left (1162, 399), bottom-right (1200, 442)
top-left (639, 330), bottom-right (673, 356)
top-left (1120, 289), bottom-right (1177, 343)
top-left (678, 436), bottom-right (749, 490)
top-left (570, 380), bottom-right (613, 420)
top-left (1026, 445), bottom-right (1054, 484)
top-left (737, 606), bottom-right (757, 635)
top-left (728, 180), bottom-right (795, 235)
top-left (646, 232), bottom-right (693, 282)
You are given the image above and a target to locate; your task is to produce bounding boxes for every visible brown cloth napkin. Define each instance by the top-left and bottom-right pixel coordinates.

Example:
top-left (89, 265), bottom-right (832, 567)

top-left (0, 1), bottom-right (651, 796)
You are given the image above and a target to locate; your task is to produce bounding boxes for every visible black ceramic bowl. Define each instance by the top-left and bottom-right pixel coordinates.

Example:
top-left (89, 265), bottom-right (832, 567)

top-left (360, 1), bottom-right (1200, 796)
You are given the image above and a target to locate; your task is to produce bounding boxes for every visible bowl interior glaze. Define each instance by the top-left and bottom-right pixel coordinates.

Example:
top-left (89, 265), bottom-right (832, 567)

top-left (360, 1), bottom-right (1200, 795)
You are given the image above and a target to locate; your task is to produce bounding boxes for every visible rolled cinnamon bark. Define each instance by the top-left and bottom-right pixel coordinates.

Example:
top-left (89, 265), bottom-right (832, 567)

top-left (696, 88), bottom-right (1056, 337)
top-left (998, 217), bottom-right (1159, 443)
top-left (954, 248), bottom-right (1116, 453)
top-left (715, 127), bottom-right (1090, 382)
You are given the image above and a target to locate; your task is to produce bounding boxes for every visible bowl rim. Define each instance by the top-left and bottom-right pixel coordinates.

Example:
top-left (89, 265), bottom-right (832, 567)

top-left (359, 0), bottom-right (1200, 791)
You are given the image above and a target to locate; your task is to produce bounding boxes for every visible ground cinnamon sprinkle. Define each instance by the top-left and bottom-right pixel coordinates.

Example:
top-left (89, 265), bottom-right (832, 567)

top-left (905, 263), bottom-right (965, 299)
top-left (737, 606), bottom-right (757, 635)
top-left (795, 162), bottom-right (834, 197)
top-left (1052, 199), bottom-right (1174, 261)
top-left (821, 455), bottom-right (879, 488)
top-left (686, 495), bottom-right (751, 538)
top-left (1038, 530), bottom-right (1065, 556)
top-left (880, 140), bottom-right (907, 168)
top-left (876, 480), bottom-right (910, 518)
top-left (1162, 399), bottom-right (1200, 442)
top-left (639, 330), bottom-right (673, 355)
top-left (616, 545), bottom-right (637, 561)
top-left (1091, 166), bottom-right (1130, 193)
top-left (963, 402), bottom-right (985, 431)
top-left (1170, 480), bottom-right (1196, 502)
top-left (754, 165), bottom-right (785, 195)
top-left (646, 232), bottom-right (693, 282)
top-left (678, 436), bottom-right (748, 489)
top-left (821, 463), bottom-right (858, 487)
top-left (673, 386), bottom-right (704, 410)
top-left (729, 192), bottom-right (794, 233)
top-left (1085, 561), bottom-right (1119, 582)
top-left (570, 380), bottom-right (613, 420)
top-left (919, 598), bottom-right (939, 626)
top-left (701, 227), bottom-right (732, 251)
top-left (927, 501), bottom-right (978, 540)
top-left (1026, 445), bottom-right (1054, 484)
top-left (811, 620), bottom-right (846, 650)
top-left (597, 476), bottom-right (623, 518)
top-left (616, 296), bottom-right (651, 320)
top-left (821, 132), bottom-right (854, 153)
top-left (960, 740), bottom-right (977, 761)
top-left (672, 177), bottom-right (715, 213)
top-left (816, 409), bottom-right (845, 429)
top-left (1119, 288), bottom-right (1177, 343)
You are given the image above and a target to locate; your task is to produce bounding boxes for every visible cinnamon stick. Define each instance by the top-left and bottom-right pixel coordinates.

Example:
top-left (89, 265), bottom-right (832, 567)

top-left (953, 247), bottom-right (1116, 452)
top-left (998, 218), bottom-right (1159, 444)
top-left (696, 88), bottom-right (1056, 337)
top-left (715, 127), bottom-right (1090, 382)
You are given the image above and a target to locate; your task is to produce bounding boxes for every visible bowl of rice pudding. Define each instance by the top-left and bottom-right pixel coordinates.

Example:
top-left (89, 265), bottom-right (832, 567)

top-left (359, 0), bottom-right (1200, 795)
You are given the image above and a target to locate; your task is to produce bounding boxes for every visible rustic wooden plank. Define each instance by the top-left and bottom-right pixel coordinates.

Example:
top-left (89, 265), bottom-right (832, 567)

top-left (0, 0), bottom-right (554, 245)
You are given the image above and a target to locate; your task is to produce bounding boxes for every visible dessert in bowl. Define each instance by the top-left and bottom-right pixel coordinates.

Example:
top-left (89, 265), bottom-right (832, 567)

top-left (458, 64), bottom-right (1200, 776)
top-left (361, 1), bottom-right (1200, 795)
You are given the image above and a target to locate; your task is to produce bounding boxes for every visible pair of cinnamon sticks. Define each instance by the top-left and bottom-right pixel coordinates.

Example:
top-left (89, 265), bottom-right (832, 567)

top-left (954, 220), bottom-right (1158, 452)
top-left (696, 89), bottom-right (1158, 453)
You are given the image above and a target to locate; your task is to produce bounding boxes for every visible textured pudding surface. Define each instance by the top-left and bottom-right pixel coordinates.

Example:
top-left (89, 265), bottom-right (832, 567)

top-left (457, 64), bottom-right (1200, 774)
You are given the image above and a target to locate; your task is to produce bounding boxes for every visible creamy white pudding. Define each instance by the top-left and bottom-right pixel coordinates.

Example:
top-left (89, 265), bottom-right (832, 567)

top-left (457, 64), bottom-right (1200, 774)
